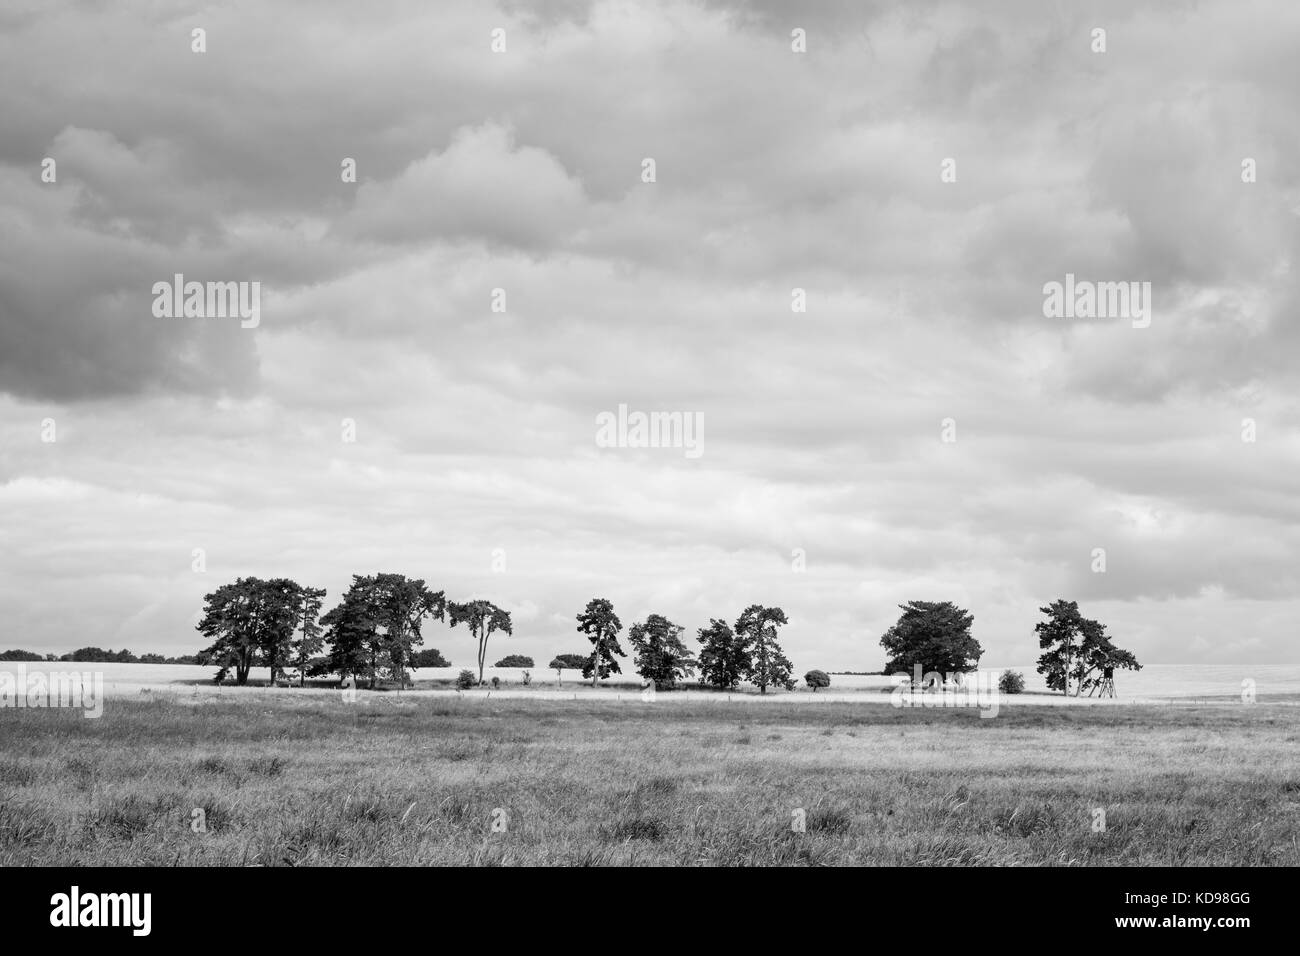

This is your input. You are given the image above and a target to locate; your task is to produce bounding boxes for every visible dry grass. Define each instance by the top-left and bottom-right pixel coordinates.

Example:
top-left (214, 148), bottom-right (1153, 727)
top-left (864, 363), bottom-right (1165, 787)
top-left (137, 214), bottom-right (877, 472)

top-left (2, 693), bottom-right (1297, 865)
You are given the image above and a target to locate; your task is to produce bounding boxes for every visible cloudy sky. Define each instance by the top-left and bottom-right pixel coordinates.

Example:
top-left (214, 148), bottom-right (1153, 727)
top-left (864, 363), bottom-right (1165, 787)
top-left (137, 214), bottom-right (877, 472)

top-left (1, 0), bottom-right (1298, 670)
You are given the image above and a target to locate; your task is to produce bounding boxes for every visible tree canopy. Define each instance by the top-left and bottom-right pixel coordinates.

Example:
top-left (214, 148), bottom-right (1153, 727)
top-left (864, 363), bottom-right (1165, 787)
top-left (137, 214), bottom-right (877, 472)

top-left (495, 654), bottom-right (534, 668)
top-left (628, 613), bottom-right (696, 689)
top-left (576, 598), bottom-right (625, 686)
top-left (320, 574), bottom-right (446, 688)
top-left (735, 604), bottom-right (794, 694)
top-left (196, 577), bottom-right (309, 685)
top-left (449, 599), bottom-right (512, 685)
top-left (696, 618), bottom-right (751, 690)
top-left (1035, 599), bottom-right (1140, 696)
top-left (879, 601), bottom-right (982, 677)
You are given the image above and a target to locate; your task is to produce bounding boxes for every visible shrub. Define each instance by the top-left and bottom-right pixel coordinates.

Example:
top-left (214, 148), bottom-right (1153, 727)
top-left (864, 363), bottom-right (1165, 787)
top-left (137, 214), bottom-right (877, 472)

top-left (804, 669), bottom-right (831, 691)
top-left (411, 648), bottom-right (451, 668)
top-left (455, 669), bottom-right (475, 690)
top-left (998, 670), bottom-right (1025, 694)
top-left (521, 670), bottom-right (532, 686)
top-left (494, 654), bottom-right (534, 668)
top-left (490, 676), bottom-right (501, 689)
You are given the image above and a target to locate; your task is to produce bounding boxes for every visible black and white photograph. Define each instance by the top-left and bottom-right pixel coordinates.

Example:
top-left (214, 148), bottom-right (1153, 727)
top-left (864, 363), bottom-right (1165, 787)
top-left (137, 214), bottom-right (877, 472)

top-left (0, 0), bottom-right (1294, 933)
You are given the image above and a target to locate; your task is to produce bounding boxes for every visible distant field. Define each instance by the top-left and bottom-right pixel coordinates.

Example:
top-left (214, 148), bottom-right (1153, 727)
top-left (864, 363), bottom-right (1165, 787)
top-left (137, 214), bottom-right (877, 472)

top-left (6, 661), bottom-right (1298, 704)
top-left (2, 694), bottom-right (1297, 865)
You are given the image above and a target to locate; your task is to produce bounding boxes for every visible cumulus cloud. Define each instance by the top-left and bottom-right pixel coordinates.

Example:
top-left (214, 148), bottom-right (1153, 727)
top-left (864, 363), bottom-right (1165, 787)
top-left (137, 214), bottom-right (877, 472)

top-left (1, 0), bottom-right (1298, 668)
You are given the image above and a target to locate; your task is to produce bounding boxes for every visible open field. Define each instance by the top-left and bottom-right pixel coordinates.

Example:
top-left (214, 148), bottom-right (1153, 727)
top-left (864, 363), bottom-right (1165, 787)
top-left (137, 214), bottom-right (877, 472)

top-left (2, 692), bottom-right (1298, 865)
top-left (5, 662), bottom-right (1299, 705)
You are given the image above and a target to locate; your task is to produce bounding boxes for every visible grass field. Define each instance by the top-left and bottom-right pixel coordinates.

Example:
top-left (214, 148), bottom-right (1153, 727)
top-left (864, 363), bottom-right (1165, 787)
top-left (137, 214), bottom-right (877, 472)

top-left (2, 693), bottom-right (1298, 865)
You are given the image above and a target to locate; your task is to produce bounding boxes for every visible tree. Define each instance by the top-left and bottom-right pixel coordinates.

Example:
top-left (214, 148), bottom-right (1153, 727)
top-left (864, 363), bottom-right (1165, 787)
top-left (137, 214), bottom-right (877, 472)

top-left (576, 598), bottom-right (625, 687)
top-left (735, 605), bottom-right (794, 694)
top-left (549, 653), bottom-right (588, 686)
top-left (804, 669), bottom-right (830, 691)
top-left (320, 578), bottom-right (379, 686)
top-left (411, 648), bottom-right (451, 668)
top-left (627, 614), bottom-right (696, 689)
top-left (196, 577), bottom-right (305, 685)
top-left (696, 618), bottom-right (751, 690)
top-left (289, 585), bottom-right (327, 687)
top-left (494, 654), bottom-right (534, 668)
top-left (1035, 599), bottom-right (1140, 696)
top-left (449, 599), bottom-right (513, 685)
top-left (321, 574), bottom-right (446, 688)
top-left (879, 601), bottom-right (982, 677)
top-left (372, 574), bottom-right (447, 687)
top-left (259, 578), bottom-right (305, 684)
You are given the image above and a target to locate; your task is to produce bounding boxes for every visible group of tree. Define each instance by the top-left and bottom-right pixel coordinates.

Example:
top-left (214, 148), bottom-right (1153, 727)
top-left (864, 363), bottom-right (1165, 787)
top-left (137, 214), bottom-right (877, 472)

top-left (196, 574), bottom-right (512, 687)
top-left (565, 599), bottom-right (795, 693)
top-left (0, 647), bottom-right (199, 664)
top-left (696, 605), bottom-right (796, 693)
top-left (196, 577), bottom-right (325, 686)
top-left (193, 576), bottom-right (1138, 699)
top-left (874, 598), bottom-right (1140, 696)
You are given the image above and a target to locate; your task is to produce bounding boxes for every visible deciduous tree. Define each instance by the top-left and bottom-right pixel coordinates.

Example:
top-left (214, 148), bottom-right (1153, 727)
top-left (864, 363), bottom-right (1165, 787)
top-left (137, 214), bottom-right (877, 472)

top-left (735, 605), bottom-right (794, 694)
top-left (628, 614), bottom-right (695, 689)
top-left (696, 618), bottom-right (751, 690)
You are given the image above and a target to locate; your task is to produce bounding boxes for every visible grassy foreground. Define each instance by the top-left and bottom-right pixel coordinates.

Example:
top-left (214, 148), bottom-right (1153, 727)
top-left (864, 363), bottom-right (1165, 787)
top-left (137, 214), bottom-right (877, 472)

top-left (2, 693), bottom-right (1297, 865)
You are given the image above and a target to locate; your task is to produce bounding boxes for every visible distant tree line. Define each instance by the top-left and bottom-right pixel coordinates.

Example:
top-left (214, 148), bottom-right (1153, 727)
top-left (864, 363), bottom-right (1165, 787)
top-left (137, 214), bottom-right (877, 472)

top-left (189, 576), bottom-right (1138, 697)
top-left (0, 647), bottom-right (200, 664)
top-left (191, 577), bottom-right (801, 693)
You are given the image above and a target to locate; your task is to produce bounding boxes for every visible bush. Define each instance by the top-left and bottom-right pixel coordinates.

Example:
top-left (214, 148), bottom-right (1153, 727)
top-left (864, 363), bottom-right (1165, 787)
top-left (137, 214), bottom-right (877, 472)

top-left (490, 676), bottom-right (501, 689)
top-left (998, 670), bottom-right (1025, 694)
top-left (455, 669), bottom-right (476, 690)
top-left (521, 670), bottom-right (532, 686)
top-left (412, 648), bottom-right (451, 668)
top-left (804, 669), bottom-right (831, 691)
top-left (494, 654), bottom-right (534, 668)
